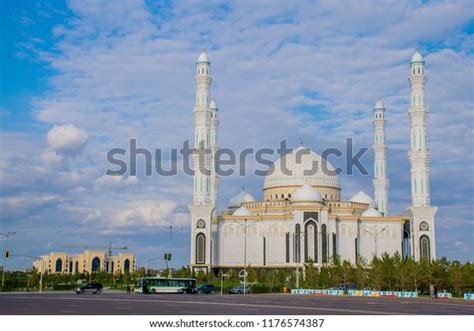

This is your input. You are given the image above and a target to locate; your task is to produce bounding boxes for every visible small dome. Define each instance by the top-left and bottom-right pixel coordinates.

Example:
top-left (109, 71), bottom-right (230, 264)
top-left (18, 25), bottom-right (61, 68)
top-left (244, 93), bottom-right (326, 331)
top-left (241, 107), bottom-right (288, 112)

top-left (233, 206), bottom-right (252, 216)
top-left (197, 51), bottom-right (210, 64)
top-left (411, 50), bottom-right (423, 63)
top-left (361, 206), bottom-right (382, 217)
top-left (292, 184), bottom-right (323, 202)
top-left (374, 99), bottom-right (385, 110)
top-left (350, 191), bottom-right (376, 208)
top-left (210, 100), bottom-right (218, 109)
top-left (228, 189), bottom-right (256, 208)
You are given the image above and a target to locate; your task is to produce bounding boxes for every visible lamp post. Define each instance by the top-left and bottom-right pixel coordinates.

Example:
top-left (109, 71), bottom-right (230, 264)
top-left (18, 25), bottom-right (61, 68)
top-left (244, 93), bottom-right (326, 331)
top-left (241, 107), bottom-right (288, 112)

top-left (1, 232), bottom-right (16, 289)
top-left (241, 219), bottom-right (257, 295)
top-left (145, 257), bottom-right (162, 277)
top-left (227, 218), bottom-right (258, 294)
top-left (160, 226), bottom-right (183, 278)
top-left (220, 273), bottom-right (229, 295)
top-left (366, 226), bottom-right (389, 258)
top-left (243, 219), bottom-right (247, 294)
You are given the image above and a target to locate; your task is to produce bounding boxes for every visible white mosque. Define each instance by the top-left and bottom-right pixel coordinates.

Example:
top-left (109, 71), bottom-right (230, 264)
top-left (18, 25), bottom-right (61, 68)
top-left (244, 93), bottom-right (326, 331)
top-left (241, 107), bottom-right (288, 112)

top-left (188, 50), bottom-right (437, 272)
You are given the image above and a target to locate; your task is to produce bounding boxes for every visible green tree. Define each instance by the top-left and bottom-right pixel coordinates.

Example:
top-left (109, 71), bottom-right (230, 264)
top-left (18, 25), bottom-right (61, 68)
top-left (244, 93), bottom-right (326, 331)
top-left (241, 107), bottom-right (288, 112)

top-left (302, 260), bottom-right (319, 288)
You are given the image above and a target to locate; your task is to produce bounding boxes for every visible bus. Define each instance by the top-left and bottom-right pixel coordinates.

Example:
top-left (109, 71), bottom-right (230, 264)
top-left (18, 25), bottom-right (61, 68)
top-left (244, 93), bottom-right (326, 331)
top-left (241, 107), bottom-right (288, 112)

top-left (135, 277), bottom-right (197, 294)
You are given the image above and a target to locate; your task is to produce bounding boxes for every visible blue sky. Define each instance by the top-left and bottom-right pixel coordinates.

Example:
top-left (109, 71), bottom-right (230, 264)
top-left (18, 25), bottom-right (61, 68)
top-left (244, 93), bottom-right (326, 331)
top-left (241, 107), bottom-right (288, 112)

top-left (1, 0), bottom-right (473, 270)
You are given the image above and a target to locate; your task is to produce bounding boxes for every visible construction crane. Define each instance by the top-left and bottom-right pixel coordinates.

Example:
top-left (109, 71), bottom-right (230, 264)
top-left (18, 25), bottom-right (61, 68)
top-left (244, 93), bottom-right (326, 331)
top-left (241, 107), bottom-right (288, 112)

top-left (65, 241), bottom-right (128, 256)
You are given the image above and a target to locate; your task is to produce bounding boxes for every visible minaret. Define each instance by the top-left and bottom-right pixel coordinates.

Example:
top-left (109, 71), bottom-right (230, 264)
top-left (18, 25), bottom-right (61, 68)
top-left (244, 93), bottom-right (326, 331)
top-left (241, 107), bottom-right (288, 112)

top-left (209, 99), bottom-right (220, 212)
top-left (189, 50), bottom-right (216, 272)
top-left (192, 50), bottom-right (213, 205)
top-left (372, 99), bottom-right (389, 215)
top-left (407, 49), bottom-right (437, 261)
top-left (408, 50), bottom-right (431, 207)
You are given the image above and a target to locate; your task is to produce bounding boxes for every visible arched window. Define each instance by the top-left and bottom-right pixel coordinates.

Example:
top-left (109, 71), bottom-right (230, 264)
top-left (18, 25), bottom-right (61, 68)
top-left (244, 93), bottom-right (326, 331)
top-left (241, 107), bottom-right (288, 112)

top-left (55, 258), bottom-right (63, 273)
top-left (124, 259), bottom-right (130, 273)
top-left (418, 67), bottom-right (420, 74)
top-left (304, 220), bottom-right (318, 263)
top-left (75, 261), bottom-right (79, 273)
top-left (295, 224), bottom-right (301, 263)
top-left (285, 233), bottom-right (290, 263)
top-left (420, 235), bottom-right (430, 260)
top-left (69, 261), bottom-right (73, 274)
top-left (91, 257), bottom-right (101, 272)
top-left (322, 224), bottom-right (328, 263)
top-left (332, 233), bottom-right (337, 257)
top-left (111, 262), bottom-right (114, 273)
top-left (196, 233), bottom-right (206, 264)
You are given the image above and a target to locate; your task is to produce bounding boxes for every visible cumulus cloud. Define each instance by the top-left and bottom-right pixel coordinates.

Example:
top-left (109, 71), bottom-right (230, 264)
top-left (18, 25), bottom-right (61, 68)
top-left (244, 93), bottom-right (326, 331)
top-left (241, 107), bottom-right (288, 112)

top-left (2, 0), bottom-right (473, 268)
top-left (46, 124), bottom-right (88, 155)
top-left (112, 200), bottom-right (178, 228)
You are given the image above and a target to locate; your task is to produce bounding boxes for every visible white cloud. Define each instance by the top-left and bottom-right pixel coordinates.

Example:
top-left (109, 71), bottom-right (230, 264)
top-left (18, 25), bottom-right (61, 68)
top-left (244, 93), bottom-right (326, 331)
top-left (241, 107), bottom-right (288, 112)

top-left (46, 124), bottom-right (88, 155)
top-left (112, 200), bottom-right (178, 228)
top-left (2, 0), bottom-right (473, 267)
top-left (93, 174), bottom-right (139, 190)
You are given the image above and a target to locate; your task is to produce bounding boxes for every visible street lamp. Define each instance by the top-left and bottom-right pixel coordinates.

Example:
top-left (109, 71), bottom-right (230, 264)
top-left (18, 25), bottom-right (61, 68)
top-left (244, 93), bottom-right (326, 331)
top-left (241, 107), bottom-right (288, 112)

top-left (365, 226), bottom-right (389, 258)
top-left (220, 273), bottom-right (229, 295)
top-left (160, 225), bottom-right (183, 278)
top-left (1, 232), bottom-right (16, 289)
top-left (145, 257), bottom-right (162, 277)
top-left (228, 218), bottom-right (257, 295)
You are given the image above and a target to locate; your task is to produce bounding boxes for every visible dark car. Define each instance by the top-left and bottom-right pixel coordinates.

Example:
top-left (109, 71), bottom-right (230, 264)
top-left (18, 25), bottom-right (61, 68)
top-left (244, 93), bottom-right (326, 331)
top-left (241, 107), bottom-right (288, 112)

top-left (197, 284), bottom-right (215, 294)
top-left (229, 285), bottom-right (250, 294)
top-left (75, 283), bottom-right (103, 294)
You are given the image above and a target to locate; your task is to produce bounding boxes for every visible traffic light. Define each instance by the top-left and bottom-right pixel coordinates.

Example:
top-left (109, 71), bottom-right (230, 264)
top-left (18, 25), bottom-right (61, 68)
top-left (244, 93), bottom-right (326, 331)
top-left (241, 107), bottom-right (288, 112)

top-left (4, 250), bottom-right (9, 258)
top-left (168, 253), bottom-right (172, 261)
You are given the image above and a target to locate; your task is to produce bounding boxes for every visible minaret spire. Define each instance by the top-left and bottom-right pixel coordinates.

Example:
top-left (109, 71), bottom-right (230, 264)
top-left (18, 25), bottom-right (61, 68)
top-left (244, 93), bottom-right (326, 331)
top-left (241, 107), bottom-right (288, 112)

top-left (189, 50), bottom-right (218, 272)
top-left (408, 50), bottom-right (431, 206)
top-left (372, 99), bottom-right (389, 215)
top-left (192, 49), bottom-right (212, 205)
top-left (406, 49), bottom-right (437, 261)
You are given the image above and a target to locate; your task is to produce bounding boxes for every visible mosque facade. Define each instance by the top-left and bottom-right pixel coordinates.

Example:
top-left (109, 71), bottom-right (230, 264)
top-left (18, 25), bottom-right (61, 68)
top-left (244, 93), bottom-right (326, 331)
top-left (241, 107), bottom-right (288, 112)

top-left (188, 50), bottom-right (436, 272)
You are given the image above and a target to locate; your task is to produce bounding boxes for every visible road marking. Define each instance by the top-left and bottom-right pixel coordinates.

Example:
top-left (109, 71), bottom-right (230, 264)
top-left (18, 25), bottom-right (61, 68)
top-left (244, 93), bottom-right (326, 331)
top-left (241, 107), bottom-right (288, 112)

top-left (0, 296), bottom-right (401, 315)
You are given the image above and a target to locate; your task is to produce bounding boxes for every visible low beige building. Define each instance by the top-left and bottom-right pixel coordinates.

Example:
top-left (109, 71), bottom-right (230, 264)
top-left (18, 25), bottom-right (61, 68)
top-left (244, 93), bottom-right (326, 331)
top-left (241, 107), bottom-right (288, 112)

top-left (33, 250), bottom-right (136, 274)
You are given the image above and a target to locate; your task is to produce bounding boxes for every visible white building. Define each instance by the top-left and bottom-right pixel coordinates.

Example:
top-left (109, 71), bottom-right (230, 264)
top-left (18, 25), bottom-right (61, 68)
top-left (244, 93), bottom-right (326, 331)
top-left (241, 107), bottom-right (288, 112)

top-left (33, 250), bottom-right (136, 274)
top-left (188, 50), bottom-right (437, 272)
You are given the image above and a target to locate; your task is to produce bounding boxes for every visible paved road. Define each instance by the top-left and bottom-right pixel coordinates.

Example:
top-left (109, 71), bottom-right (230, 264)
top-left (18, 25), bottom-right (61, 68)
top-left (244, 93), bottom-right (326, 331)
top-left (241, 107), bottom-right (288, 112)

top-left (0, 292), bottom-right (472, 315)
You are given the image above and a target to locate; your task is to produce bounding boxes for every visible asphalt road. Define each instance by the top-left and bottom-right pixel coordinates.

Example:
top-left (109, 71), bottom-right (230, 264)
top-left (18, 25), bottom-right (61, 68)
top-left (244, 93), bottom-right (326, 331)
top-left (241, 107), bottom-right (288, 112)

top-left (0, 291), bottom-right (473, 315)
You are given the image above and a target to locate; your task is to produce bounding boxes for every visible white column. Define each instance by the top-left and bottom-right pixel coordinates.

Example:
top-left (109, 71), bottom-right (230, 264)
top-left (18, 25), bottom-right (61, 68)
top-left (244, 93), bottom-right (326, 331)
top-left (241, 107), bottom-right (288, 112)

top-left (372, 100), bottom-right (389, 215)
top-left (408, 50), bottom-right (431, 207)
top-left (406, 50), bottom-right (437, 261)
top-left (193, 52), bottom-right (212, 205)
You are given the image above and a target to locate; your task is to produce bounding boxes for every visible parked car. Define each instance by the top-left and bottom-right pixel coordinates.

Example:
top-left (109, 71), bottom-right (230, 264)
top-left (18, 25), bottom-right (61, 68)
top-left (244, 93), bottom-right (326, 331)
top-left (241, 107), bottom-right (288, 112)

top-left (196, 284), bottom-right (215, 294)
top-left (75, 283), bottom-right (103, 294)
top-left (229, 285), bottom-right (250, 294)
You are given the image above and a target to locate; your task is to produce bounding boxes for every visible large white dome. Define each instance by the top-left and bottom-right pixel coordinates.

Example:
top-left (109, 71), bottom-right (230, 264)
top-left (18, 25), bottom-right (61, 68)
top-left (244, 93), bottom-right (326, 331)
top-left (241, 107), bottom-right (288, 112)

top-left (264, 146), bottom-right (340, 190)
top-left (228, 189), bottom-right (256, 208)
